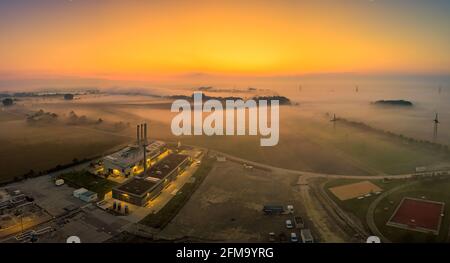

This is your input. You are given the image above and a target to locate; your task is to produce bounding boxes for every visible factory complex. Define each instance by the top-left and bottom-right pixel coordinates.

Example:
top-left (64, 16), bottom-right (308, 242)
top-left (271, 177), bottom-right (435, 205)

top-left (112, 153), bottom-right (190, 206)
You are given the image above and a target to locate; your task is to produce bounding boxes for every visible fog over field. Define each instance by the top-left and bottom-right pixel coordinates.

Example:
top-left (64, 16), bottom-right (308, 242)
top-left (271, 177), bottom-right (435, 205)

top-left (1, 76), bottom-right (450, 181)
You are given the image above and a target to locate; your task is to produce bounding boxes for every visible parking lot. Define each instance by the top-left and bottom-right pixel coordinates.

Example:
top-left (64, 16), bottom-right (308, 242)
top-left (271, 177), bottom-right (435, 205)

top-left (1, 175), bottom-right (131, 243)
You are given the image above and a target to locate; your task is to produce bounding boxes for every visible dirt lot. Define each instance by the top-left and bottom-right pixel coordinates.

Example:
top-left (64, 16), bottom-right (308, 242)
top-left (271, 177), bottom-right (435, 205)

top-left (159, 160), bottom-right (317, 242)
top-left (329, 181), bottom-right (382, 201)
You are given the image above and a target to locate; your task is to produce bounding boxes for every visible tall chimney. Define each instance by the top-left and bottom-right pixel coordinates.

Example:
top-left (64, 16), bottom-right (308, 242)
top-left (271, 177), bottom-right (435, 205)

top-left (144, 123), bottom-right (147, 144)
top-left (140, 124), bottom-right (144, 144)
top-left (143, 122), bottom-right (148, 175)
top-left (136, 125), bottom-right (140, 145)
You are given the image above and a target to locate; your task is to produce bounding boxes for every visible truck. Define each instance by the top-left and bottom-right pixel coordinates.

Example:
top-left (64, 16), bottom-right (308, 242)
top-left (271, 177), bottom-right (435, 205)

top-left (300, 229), bottom-right (314, 243)
top-left (294, 216), bottom-right (305, 228)
top-left (263, 205), bottom-right (285, 215)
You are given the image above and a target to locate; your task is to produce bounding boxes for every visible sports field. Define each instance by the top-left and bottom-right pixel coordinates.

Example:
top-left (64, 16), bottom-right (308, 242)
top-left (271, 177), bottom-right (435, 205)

top-left (387, 197), bottom-right (444, 235)
top-left (329, 180), bottom-right (382, 201)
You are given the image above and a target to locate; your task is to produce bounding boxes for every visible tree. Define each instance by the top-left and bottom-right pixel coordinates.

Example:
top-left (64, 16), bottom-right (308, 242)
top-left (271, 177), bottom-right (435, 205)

top-left (2, 98), bottom-right (13, 106)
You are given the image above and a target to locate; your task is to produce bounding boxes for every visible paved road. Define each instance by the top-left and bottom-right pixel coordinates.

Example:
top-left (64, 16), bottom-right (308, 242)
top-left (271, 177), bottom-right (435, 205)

top-left (208, 149), bottom-right (420, 180)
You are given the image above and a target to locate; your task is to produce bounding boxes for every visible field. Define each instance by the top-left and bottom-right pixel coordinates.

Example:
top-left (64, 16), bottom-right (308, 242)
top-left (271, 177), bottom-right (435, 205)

top-left (1, 93), bottom-right (450, 186)
top-left (181, 106), bottom-right (450, 176)
top-left (325, 177), bottom-right (450, 242)
top-left (324, 178), bottom-right (408, 228)
top-left (0, 110), bottom-right (130, 183)
top-left (387, 198), bottom-right (444, 235)
top-left (373, 177), bottom-right (450, 242)
top-left (158, 159), bottom-right (329, 242)
top-left (329, 181), bottom-right (382, 201)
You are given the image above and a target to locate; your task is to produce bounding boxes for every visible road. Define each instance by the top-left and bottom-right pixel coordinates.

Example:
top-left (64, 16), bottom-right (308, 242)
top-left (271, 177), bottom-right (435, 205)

top-left (208, 149), bottom-right (418, 180)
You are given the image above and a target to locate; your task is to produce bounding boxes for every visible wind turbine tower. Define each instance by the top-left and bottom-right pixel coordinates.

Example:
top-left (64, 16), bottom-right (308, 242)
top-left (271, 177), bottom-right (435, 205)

top-left (433, 113), bottom-right (439, 142)
top-left (330, 114), bottom-right (338, 129)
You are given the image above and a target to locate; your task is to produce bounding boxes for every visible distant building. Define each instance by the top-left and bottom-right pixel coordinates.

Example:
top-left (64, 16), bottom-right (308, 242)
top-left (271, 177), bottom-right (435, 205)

top-left (112, 153), bottom-right (190, 206)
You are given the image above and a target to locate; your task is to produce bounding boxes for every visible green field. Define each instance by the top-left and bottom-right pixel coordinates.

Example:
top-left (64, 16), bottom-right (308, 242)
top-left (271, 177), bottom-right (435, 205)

top-left (59, 171), bottom-right (118, 198)
top-left (373, 177), bottom-right (450, 243)
top-left (182, 114), bottom-right (450, 175)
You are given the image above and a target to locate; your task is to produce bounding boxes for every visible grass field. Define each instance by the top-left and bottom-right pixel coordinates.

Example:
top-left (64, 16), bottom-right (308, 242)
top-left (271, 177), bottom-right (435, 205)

top-left (140, 157), bottom-right (215, 229)
top-left (302, 118), bottom-right (450, 175)
top-left (2, 95), bottom-right (449, 185)
top-left (59, 171), bottom-right (119, 198)
top-left (182, 110), bottom-right (450, 175)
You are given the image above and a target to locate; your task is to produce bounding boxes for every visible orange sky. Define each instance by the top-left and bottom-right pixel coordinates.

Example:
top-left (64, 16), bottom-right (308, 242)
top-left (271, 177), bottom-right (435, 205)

top-left (1, 1), bottom-right (449, 80)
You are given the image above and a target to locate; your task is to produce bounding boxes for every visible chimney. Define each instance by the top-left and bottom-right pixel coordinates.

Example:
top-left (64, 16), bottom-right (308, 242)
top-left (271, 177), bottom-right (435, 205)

top-left (143, 122), bottom-right (148, 174)
top-left (140, 124), bottom-right (144, 144)
top-left (144, 123), bottom-right (148, 144)
top-left (136, 125), bottom-right (140, 145)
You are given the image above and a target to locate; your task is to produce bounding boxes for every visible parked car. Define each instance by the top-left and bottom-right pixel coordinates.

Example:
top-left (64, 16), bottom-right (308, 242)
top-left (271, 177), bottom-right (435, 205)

top-left (285, 219), bottom-right (293, 229)
top-left (287, 205), bottom-right (294, 214)
top-left (268, 232), bottom-right (276, 242)
top-left (290, 232), bottom-right (298, 243)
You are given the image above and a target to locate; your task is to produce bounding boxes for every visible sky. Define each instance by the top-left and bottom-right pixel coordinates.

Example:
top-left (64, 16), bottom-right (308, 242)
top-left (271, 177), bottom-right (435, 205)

top-left (1, 0), bottom-right (450, 82)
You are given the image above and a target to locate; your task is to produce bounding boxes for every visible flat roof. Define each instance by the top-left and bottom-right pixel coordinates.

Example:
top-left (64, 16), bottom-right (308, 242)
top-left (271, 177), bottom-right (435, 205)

top-left (116, 178), bottom-right (157, 196)
top-left (146, 154), bottom-right (188, 179)
top-left (80, 190), bottom-right (97, 197)
top-left (114, 153), bottom-right (189, 197)
top-left (104, 146), bottom-right (142, 168)
top-left (104, 141), bottom-right (166, 169)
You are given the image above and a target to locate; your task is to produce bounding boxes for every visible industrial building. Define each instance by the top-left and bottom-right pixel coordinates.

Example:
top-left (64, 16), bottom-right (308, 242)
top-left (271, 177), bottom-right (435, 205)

top-left (112, 153), bottom-right (191, 206)
top-left (102, 123), bottom-right (166, 177)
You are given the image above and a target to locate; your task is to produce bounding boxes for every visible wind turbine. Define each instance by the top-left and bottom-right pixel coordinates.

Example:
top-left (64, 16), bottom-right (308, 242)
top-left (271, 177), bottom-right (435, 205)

top-left (330, 114), bottom-right (338, 129)
top-left (433, 113), bottom-right (439, 142)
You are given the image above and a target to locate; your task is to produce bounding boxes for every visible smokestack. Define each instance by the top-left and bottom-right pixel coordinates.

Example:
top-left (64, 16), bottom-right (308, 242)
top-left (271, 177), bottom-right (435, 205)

top-left (144, 123), bottom-right (147, 144)
top-left (136, 125), bottom-right (140, 145)
top-left (140, 124), bottom-right (144, 144)
top-left (143, 122), bottom-right (148, 175)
